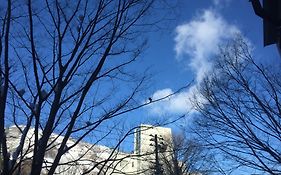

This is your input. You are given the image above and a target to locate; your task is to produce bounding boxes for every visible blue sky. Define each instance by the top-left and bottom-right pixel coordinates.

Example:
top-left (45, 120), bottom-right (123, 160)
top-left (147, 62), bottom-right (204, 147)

top-left (86, 0), bottom-right (281, 153)
top-left (113, 1), bottom-right (281, 172)
top-left (129, 0), bottom-right (280, 125)
top-left (2, 1), bottom-right (279, 174)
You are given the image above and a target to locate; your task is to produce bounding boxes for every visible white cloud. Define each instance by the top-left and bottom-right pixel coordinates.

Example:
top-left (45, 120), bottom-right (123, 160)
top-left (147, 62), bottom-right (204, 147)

top-left (148, 88), bottom-right (189, 115)
top-left (175, 9), bottom-right (239, 82)
top-left (147, 86), bottom-right (208, 116)
top-left (147, 85), bottom-right (210, 117)
top-left (148, 9), bottom-right (240, 116)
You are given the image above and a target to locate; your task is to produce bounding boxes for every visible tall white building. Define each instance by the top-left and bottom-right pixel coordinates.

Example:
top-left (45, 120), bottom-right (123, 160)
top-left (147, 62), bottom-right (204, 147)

top-left (134, 124), bottom-right (173, 174)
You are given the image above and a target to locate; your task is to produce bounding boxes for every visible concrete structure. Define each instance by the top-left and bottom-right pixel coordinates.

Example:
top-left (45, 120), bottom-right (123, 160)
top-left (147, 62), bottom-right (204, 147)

top-left (4, 124), bottom-right (173, 175)
top-left (134, 124), bottom-right (173, 174)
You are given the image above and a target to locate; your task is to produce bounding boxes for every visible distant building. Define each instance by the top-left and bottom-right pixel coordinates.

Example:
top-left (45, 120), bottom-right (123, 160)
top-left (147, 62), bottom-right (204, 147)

top-left (134, 124), bottom-right (173, 174)
top-left (4, 124), bottom-right (173, 175)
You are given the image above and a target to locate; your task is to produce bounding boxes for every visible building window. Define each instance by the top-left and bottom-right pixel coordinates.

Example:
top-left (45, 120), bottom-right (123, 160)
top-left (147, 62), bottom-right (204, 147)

top-left (132, 161), bottom-right (134, 167)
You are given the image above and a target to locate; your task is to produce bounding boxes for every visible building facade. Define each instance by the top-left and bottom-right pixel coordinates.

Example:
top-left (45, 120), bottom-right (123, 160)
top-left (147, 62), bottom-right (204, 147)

top-left (134, 124), bottom-right (173, 174)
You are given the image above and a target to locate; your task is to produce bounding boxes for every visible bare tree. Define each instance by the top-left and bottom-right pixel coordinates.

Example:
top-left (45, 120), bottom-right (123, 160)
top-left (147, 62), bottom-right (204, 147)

top-left (0, 0), bottom-right (171, 174)
top-left (156, 133), bottom-right (220, 175)
top-left (193, 38), bottom-right (281, 174)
